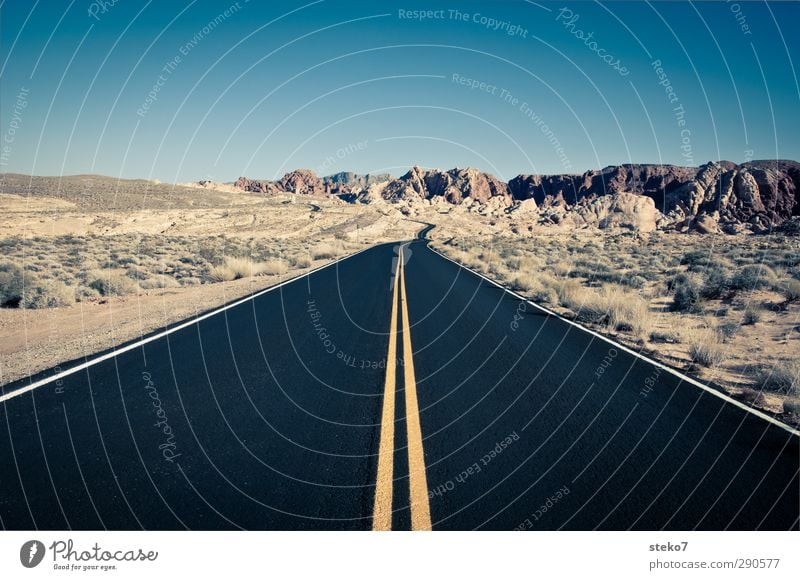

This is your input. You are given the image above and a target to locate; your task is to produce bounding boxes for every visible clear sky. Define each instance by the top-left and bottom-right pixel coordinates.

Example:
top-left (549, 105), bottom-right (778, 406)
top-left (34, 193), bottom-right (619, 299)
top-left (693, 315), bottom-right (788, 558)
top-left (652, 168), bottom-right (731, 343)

top-left (1, 0), bottom-right (798, 182)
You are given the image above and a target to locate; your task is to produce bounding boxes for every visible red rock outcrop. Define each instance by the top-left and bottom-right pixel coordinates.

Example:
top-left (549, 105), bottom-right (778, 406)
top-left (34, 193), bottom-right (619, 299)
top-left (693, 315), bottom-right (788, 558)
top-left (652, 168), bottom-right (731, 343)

top-left (382, 166), bottom-right (511, 205)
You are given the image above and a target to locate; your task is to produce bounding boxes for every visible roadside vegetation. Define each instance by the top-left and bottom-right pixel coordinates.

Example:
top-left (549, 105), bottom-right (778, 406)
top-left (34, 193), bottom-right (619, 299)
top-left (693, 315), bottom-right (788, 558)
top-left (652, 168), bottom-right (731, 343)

top-left (0, 234), bottom-right (357, 308)
top-left (432, 231), bottom-right (800, 420)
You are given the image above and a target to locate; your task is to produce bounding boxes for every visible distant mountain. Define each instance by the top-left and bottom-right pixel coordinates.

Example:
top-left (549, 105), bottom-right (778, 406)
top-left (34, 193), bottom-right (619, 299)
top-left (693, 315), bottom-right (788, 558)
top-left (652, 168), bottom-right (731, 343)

top-left (322, 171), bottom-right (393, 192)
top-left (381, 166), bottom-right (510, 204)
top-left (228, 160), bottom-right (800, 233)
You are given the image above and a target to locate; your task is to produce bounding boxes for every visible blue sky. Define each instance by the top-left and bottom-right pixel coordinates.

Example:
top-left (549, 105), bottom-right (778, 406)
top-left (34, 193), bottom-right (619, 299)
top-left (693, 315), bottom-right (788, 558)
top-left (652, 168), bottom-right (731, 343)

top-left (1, 0), bottom-right (798, 181)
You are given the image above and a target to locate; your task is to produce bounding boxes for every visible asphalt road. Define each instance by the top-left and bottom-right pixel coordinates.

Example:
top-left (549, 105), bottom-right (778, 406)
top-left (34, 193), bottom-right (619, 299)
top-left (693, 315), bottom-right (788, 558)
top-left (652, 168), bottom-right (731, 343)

top-left (0, 238), bottom-right (797, 530)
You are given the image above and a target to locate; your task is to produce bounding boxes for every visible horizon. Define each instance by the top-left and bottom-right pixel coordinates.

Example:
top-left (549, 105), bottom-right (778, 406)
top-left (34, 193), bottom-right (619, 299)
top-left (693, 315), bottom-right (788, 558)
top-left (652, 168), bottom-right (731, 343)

top-left (1, 1), bottom-right (799, 182)
top-left (2, 156), bottom-right (798, 185)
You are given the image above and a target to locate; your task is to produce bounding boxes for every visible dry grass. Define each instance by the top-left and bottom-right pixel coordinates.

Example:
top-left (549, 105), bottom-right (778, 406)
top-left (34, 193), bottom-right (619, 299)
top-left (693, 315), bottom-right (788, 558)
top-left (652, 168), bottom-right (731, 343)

top-left (22, 278), bottom-right (75, 308)
top-left (433, 231), bottom-right (800, 421)
top-left (778, 278), bottom-right (800, 301)
top-left (87, 271), bottom-right (139, 296)
top-left (207, 257), bottom-right (268, 281)
top-left (311, 241), bottom-right (343, 260)
top-left (261, 260), bottom-right (288, 276)
top-left (685, 327), bottom-right (726, 367)
top-left (756, 360), bottom-right (800, 395)
top-left (0, 233), bottom-right (354, 307)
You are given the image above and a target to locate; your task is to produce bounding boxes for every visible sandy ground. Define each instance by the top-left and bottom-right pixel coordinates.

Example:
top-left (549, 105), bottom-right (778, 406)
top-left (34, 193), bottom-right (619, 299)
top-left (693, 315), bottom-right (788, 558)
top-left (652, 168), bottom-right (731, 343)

top-left (0, 186), bottom-right (422, 385)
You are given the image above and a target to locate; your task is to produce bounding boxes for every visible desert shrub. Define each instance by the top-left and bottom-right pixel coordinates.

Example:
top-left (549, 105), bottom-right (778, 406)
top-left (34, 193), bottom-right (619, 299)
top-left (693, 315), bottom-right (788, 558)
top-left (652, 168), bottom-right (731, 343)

top-left (687, 329), bottom-right (725, 367)
top-left (716, 321), bottom-right (740, 341)
top-left (680, 250), bottom-right (714, 268)
top-left (554, 281), bottom-right (651, 337)
top-left (206, 264), bottom-right (238, 282)
top-left (461, 253), bottom-right (484, 271)
top-left (139, 275), bottom-right (181, 290)
top-left (290, 255), bottom-right (312, 269)
top-left (741, 305), bottom-right (763, 325)
top-left (601, 286), bottom-right (652, 337)
top-left (552, 260), bottom-right (573, 278)
top-left (75, 285), bottom-right (100, 302)
top-left (572, 303), bottom-right (608, 325)
top-left (553, 278), bottom-right (586, 311)
top-left (532, 286), bottom-right (558, 304)
top-left (261, 260), bottom-right (288, 276)
top-left (311, 242), bottom-right (340, 260)
top-left (487, 260), bottom-right (508, 278)
top-left (0, 262), bottom-right (26, 306)
top-left (649, 329), bottom-right (681, 343)
top-left (730, 264), bottom-right (777, 291)
top-left (701, 267), bottom-right (731, 299)
top-left (511, 274), bottom-right (537, 292)
top-left (88, 271), bottom-right (139, 296)
top-left (671, 279), bottom-right (704, 313)
top-left (618, 273), bottom-right (647, 289)
top-left (754, 361), bottom-right (800, 395)
top-left (115, 256), bottom-right (138, 267)
top-left (777, 278), bottom-right (800, 301)
top-left (666, 271), bottom-right (692, 293)
top-left (227, 257), bottom-right (268, 278)
top-left (125, 265), bottom-right (148, 281)
top-left (20, 279), bottom-right (74, 308)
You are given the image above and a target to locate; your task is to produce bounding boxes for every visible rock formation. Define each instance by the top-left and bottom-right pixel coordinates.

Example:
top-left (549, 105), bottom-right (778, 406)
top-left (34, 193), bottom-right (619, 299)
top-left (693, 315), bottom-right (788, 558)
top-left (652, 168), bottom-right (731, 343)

top-left (229, 159), bottom-right (799, 233)
top-left (322, 172), bottom-right (392, 193)
top-left (382, 166), bottom-right (511, 205)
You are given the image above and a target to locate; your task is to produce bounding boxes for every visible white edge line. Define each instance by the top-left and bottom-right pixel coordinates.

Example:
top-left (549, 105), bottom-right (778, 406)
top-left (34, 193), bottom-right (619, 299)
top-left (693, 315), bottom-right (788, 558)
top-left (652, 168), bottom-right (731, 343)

top-left (0, 245), bottom-right (374, 404)
top-left (428, 245), bottom-right (800, 438)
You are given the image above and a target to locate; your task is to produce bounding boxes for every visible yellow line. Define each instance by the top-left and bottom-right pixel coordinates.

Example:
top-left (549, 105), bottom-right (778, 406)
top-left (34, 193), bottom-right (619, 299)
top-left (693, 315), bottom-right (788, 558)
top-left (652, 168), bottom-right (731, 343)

top-left (399, 246), bottom-right (433, 531)
top-left (372, 255), bottom-right (401, 531)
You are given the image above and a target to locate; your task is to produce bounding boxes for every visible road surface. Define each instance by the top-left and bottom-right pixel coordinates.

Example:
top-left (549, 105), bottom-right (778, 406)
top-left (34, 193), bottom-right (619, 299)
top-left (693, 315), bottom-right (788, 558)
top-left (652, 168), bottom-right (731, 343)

top-left (1, 237), bottom-right (797, 530)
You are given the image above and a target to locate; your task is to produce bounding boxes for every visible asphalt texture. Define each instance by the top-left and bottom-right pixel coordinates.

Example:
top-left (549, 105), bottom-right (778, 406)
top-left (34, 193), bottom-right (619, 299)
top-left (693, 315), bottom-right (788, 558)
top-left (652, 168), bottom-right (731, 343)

top-left (1, 237), bottom-right (797, 530)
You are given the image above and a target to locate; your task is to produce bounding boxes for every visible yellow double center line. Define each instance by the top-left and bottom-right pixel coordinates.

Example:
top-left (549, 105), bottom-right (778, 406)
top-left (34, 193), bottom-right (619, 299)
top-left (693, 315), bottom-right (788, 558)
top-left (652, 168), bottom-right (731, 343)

top-left (372, 245), bottom-right (432, 531)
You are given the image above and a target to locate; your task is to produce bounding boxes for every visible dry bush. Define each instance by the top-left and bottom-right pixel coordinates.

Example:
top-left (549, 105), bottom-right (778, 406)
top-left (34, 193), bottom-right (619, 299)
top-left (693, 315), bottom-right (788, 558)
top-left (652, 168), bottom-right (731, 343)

top-left (206, 257), bottom-right (263, 281)
top-left (289, 254), bottom-right (312, 269)
top-left (551, 260), bottom-right (573, 278)
top-left (460, 248), bottom-right (485, 271)
top-left (741, 304), bottom-right (763, 325)
top-left (21, 279), bottom-right (75, 308)
top-left (730, 264), bottom-right (778, 291)
top-left (754, 360), bottom-right (800, 395)
top-left (487, 260), bottom-right (509, 279)
top-left (139, 275), bottom-right (181, 290)
top-left (88, 271), bottom-right (138, 296)
top-left (778, 278), bottom-right (800, 301)
top-left (261, 260), bottom-right (288, 276)
top-left (511, 273), bottom-right (538, 292)
top-left (716, 321), bottom-right (741, 342)
top-left (552, 278), bottom-right (586, 311)
top-left (671, 278), bottom-right (704, 313)
top-left (601, 286), bottom-right (652, 337)
top-left (557, 282), bottom-right (652, 338)
top-left (685, 327), bottom-right (726, 367)
top-left (532, 285), bottom-right (558, 304)
top-left (228, 257), bottom-right (268, 278)
top-left (649, 328), bottom-right (682, 344)
top-left (0, 262), bottom-right (25, 306)
top-left (311, 242), bottom-right (341, 260)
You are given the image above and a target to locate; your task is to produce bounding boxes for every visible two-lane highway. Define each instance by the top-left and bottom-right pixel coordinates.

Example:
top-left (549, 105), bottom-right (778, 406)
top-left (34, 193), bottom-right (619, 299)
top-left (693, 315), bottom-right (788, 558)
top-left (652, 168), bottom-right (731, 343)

top-left (0, 238), bottom-right (797, 530)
